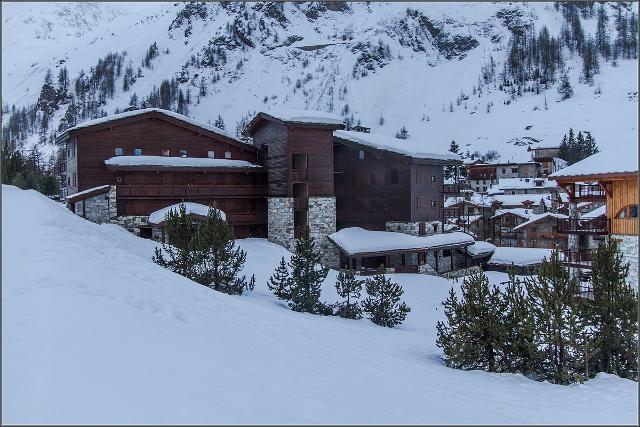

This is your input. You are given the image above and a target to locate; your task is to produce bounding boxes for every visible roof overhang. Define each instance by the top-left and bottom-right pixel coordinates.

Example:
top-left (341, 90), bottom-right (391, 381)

top-left (247, 112), bottom-right (345, 135)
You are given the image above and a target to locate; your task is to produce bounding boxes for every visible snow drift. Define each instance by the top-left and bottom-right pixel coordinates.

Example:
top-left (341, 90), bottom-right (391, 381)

top-left (2, 185), bottom-right (637, 424)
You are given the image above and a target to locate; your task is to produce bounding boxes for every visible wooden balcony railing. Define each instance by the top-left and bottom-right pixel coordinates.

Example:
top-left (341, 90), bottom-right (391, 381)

top-left (441, 208), bottom-right (461, 218)
top-left (441, 184), bottom-right (462, 194)
top-left (225, 213), bottom-right (267, 225)
top-left (116, 185), bottom-right (266, 198)
top-left (572, 184), bottom-right (606, 202)
top-left (557, 218), bottom-right (609, 235)
top-left (293, 197), bottom-right (308, 210)
top-left (291, 169), bottom-right (308, 181)
top-left (560, 249), bottom-right (595, 268)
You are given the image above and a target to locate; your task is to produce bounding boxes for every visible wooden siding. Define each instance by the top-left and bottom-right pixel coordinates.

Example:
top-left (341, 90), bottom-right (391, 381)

top-left (410, 163), bottom-right (444, 222)
top-left (607, 177), bottom-right (638, 235)
top-left (334, 143), bottom-right (411, 230)
top-left (75, 116), bottom-right (257, 191)
top-left (251, 120), bottom-right (288, 196)
top-left (288, 127), bottom-right (334, 196)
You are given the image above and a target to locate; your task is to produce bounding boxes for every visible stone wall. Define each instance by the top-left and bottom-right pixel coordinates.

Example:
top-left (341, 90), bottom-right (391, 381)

top-left (612, 234), bottom-right (639, 289)
top-left (72, 186), bottom-right (117, 224)
top-left (309, 197), bottom-right (339, 268)
top-left (268, 197), bottom-right (294, 251)
top-left (386, 220), bottom-right (442, 236)
top-left (440, 265), bottom-right (482, 279)
top-left (111, 215), bottom-right (151, 234)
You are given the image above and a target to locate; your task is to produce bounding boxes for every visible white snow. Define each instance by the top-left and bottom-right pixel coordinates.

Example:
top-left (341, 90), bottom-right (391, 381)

top-left (583, 205), bottom-right (607, 219)
top-left (334, 130), bottom-right (461, 161)
top-left (104, 155), bottom-right (260, 169)
top-left (2, 186), bottom-right (638, 424)
top-left (488, 247), bottom-right (554, 267)
top-left (65, 184), bottom-right (110, 200)
top-left (512, 212), bottom-right (568, 232)
top-left (466, 241), bottom-right (496, 257)
top-left (61, 107), bottom-right (239, 141)
top-left (549, 148), bottom-right (639, 179)
top-left (491, 208), bottom-right (534, 220)
top-left (490, 177), bottom-right (558, 192)
top-left (262, 109), bottom-right (344, 125)
top-left (148, 202), bottom-right (224, 224)
top-left (329, 227), bottom-right (474, 255)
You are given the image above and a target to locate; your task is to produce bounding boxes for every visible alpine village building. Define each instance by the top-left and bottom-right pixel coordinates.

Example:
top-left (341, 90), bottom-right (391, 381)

top-left (57, 108), bottom-right (471, 274)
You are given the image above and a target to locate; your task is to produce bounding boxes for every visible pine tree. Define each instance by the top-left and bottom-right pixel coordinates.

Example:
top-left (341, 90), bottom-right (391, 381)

top-left (194, 206), bottom-right (248, 295)
top-left (436, 269), bottom-right (506, 371)
top-left (520, 251), bottom-right (584, 384)
top-left (268, 256), bottom-right (292, 300)
top-left (362, 267), bottom-right (410, 327)
top-left (595, 5), bottom-right (611, 60)
top-left (581, 240), bottom-right (638, 380)
top-left (287, 227), bottom-right (330, 314)
top-left (557, 71), bottom-right (573, 101)
top-left (152, 204), bottom-right (200, 280)
top-left (199, 76), bottom-right (207, 97)
top-left (444, 140), bottom-right (461, 181)
top-left (334, 269), bottom-right (363, 319)
top-left (214, 114), bottom-right (226, 130)
top-left (395, 126), bottom-right (409, 140)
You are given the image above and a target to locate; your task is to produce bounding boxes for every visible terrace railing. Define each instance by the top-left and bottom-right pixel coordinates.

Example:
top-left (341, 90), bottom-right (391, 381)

top-left (557, 217), bottom-right (609, 235)
top-left (117, 185), bottom-right (266, 198)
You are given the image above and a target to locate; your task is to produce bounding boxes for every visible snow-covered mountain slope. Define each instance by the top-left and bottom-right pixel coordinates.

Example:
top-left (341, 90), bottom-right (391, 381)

top-left (2, 2), bottom-right (638, 162)
top-left (2, 185), bottom-right (638, 424)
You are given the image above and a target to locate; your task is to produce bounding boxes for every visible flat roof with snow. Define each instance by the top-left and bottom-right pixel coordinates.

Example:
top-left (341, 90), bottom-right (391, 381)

top-left (334, 130), bottom-right (461, 162)
top-left (104, 156), bottom-right (261, 170)
top-left (328, 227), bottom-right (474, 256)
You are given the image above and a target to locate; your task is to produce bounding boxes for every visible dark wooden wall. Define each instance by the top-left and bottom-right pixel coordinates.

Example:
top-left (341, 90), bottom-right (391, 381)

top-left (288, 127), bottom-right (334, 196)
top-left (410, 162), bottom-right (444, 221)
top-left (334, 143), bottom-right (412, 230)
top-left (251, 120), bottom-right (288, 196)
top-left (75, 115), bottom-right (257, 191)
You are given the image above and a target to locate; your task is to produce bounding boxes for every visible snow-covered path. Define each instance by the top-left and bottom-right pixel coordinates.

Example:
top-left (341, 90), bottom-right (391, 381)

top-left (2, 185), bottom-right (637, 424)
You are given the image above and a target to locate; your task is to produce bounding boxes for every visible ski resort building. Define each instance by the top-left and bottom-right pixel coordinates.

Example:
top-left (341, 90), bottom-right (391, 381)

top-left (58, 108), bottom-right (465, 270)
top-left (550, 149), bottom-right (639, 288)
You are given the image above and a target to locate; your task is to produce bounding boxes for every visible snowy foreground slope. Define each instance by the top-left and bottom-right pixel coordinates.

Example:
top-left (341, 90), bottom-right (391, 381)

top-left (2, 186), bottom-right (637, 424)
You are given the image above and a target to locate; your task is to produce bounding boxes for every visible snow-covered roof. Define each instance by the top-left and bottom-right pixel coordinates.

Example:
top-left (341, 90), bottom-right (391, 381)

top-left (265, 109), bottom-right (344, 125)
top-left (334, 130), bottom-right (461, 162)
top-left (493, 177), bottom-right (557, 191)
top-left (65, 184), bottom-right (110, 201)
top-left (104, 156), bottom-right (260, 169)
top-left (583, 205), bottom-right (606, 218)
top-left (60, 108), bottom-right (239, 141)
top-left (328, 227), bottom-right (474, 255)
top-left (512, 212), bottom-right (568, 231)
top-left (466, 241), bottom-right (496, 257)
top-left (549, 148), bottom-right (639, 179)
top-left (491, 208), bottom-right (534, 220)
top-left (492, 193), bottom-right (548, 207)
top-left (148, 202), bottom-right (225, 224)
top-left (488, 247), bottom-right (554, 267)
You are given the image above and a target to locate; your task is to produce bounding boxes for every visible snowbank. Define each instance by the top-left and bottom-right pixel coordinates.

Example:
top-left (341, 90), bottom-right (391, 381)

top-left (104, 155), bottom-right (260, 169)
top-left (2, 185), bottom-right (637, 424)
top-left (148, 202), bottom-right (225, 224)
top-left (334, 130), bottom-right (461, 161)
top-left (329, 227), bottom-right (474, 255)
top-left (466, 241), bottom-right (496, 257)
top-left (488, 247), bottom-right (554, 267)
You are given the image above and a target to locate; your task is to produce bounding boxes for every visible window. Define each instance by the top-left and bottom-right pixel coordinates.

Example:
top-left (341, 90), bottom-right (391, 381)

top-left (115, 147), bottom-right (124, 156)
top-left (431, 175), bottom-right (436, 182)
top-left (617, 205), bottom-right (639, 219)
top-left (134, 148), bottom-right (143, 156)
top-left (390, 169), bottom-right (399, 185)
top-left (162, 149), bottom-right (170, 157)
top-left (207, 151), bottom-right (215, 159)
top-left (358, 150), bottom-right (365, 160)
top-left (501, 168), bottom-right (506, 173)
top-left (292, 153), bottom-right (307, 170)
top-left (419, 222), bottom-right (426, 236)
top-left (535, 180), bottom-right (543, 187)
top-left (224, 151), bottom-right (232, 159)
top-left (482, 186), bottom-right (487, 192)
top-left (431, 200), bottom-right (437, 208)
top-left (511, 167), bottom-right (518, 173)
top-left (179, 149), bottom-right (188, 158)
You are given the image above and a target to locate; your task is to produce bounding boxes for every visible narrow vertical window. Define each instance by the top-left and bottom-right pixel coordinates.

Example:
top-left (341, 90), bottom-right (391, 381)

top-left (134, 148), bottom-right (143, 156)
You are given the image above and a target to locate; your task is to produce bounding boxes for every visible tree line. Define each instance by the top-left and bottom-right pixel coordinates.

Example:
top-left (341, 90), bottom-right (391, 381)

top-left (437, 242), bottom-right (638, 384)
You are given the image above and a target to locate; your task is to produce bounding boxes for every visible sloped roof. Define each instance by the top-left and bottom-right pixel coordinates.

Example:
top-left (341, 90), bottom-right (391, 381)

top-left (549, 147), bottom-right (638, 180)
top-left (247, 109), bottom-right (345, 133)
top-left (512, 212), bottom-right (568, 231)
top-left (104, 156), bottom-right (260, 170)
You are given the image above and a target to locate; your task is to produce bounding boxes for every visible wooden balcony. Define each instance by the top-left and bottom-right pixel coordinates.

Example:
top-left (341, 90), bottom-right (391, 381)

top-left (293, 197), bottom-right (308, 211)
top-left (560, 249), bottom-right (595, 268)
top-left (572, 184), bottom-right (606, 202)
top-left (441, 208), bottom-right (461, 218)
top-left (291, 169), bottom-right (308, 181)
top-left (557, 218), bottom-right (609, 235)
top-left (116, 185), bottom-right (266, 199)
top-left (441, 184), bottom-right (462, 195)
top-left (226, 212), bottom-right (267, 225)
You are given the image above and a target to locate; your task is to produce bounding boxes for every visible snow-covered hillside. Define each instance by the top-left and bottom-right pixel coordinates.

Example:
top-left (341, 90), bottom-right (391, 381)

top-left (2, 2), bottom-right (638, 162)
top-left (2, 185), bottom-right (638, 424)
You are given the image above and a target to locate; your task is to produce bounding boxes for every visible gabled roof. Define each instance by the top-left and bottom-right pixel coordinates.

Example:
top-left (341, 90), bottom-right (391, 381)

top-left (247, 109), bottom-right (345, 133)
top-left (549, 147), bottom-right (638, 181)
top-left (334, 130), bottom-right (462, 163)
top-left (65, 185), bottom-right (111, 203)
top-left (512, 212), bottom-right (568, 231)
top-left (491, 208), bottom-right (534, 220)
top-left (56, 108), bottom-right (251, 151)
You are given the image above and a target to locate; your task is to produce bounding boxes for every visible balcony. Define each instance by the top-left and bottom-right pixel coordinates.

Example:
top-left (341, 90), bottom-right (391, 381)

top-left (441, 208), bottom-right (461, 219)
top-left (557, 217), bottom-right (609, 235)
top-left (572, 184), bottom-right (606, 202)
top-left (291, 169), bottom-right (308, 181)
top-left (116, 185), bottom-right (266, 198)
top-left (560, 249), bottom-right (595, 268)
top-left (441, 184), bottom-right (462, 195)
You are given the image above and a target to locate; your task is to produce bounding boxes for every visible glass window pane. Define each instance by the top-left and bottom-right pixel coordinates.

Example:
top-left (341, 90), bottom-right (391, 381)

top-left (134, 148), bottom-right (142, 156)
top-left (115, 147), bottom-right (124, 156)
top-left (208, 151), bottom-right (215, 159)
top-left (179, 149), bottom-right (187, 158)
top-left (629, 205), bottom-right (638, 218)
